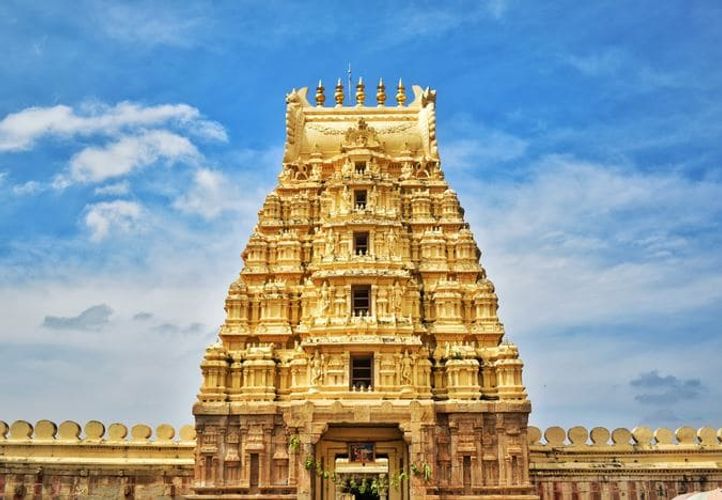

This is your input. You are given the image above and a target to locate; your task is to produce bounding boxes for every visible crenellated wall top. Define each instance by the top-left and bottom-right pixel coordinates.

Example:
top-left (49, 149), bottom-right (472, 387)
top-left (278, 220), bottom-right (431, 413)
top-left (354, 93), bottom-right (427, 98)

top-left (0, 419), bottom-right (195, 444)
top-left (528, 425), bottom-right (722, 449)
top-left (284, 80), bottom-right (438, 163)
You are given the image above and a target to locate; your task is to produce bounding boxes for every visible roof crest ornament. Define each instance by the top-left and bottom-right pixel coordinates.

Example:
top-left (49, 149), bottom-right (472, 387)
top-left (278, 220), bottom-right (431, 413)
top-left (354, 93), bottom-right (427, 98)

top-left (341, 118), bottom-right (381, 151)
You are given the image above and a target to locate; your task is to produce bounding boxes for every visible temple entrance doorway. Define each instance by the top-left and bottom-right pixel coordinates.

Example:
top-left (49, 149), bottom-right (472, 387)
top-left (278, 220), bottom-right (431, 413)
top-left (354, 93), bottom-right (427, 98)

top-left (315, 425), bottom-right (408, 500)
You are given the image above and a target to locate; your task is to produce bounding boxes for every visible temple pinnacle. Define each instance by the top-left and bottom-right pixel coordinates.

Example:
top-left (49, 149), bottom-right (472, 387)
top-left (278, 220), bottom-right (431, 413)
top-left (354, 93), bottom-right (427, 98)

top-left (334, 78), bottom-right (344, 106)
top-left (376, 77), bottom-right (386, 106)
top-left (355, 76), bottom-right (365, 106)
top-left (315, 80), bottom-right (325, 107)
top-left (396, 78), bottom-right (406, 106)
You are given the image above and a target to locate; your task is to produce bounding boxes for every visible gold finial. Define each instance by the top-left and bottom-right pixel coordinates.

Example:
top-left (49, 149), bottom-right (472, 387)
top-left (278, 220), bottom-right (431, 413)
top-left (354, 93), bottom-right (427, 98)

top-left (376, 77), bottom-right (386, 106)
top-left (315, 80), bottom-right (325, 107)
top-left (396, 78), bottom-right (406, 106)
top-left (355, 76), bottom-right (365, 106)
top-left (334, 78), bottom-right (344, 106)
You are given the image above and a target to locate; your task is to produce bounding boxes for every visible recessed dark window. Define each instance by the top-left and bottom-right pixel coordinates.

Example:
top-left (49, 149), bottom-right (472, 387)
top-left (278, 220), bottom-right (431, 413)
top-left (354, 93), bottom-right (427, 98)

top-left (355, 161), bottom-right (366, 174)
top-left (354, 190), bottom-right (367, 209)
top-left (351, 354), bottom-right (373, 389)
top-left (352, 285), bottom-right (371, 316)
top-left (354, 232), bottom-right (369, 255)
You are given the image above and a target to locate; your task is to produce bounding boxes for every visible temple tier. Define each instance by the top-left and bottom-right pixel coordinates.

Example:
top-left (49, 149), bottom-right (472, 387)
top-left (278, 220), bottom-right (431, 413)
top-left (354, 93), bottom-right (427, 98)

top-left (192, 81), bottom-right (533, 500)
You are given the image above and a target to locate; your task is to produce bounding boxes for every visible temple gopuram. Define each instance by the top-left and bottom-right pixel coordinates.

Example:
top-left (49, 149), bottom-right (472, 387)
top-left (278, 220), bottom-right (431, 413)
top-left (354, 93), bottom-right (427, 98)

top-left (1, 81), bottom-right (721, 500)
top-left (192, 79), bottom-right (531, 499)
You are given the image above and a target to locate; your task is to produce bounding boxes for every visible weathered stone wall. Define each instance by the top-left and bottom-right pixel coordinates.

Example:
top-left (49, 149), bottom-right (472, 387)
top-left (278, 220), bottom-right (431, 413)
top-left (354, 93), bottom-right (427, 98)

top-left (3, 420), bottom-right (722, 499)
top-left (0, 420), bottom-right (195, 499)
top-left (528, 425), bottom-right (722, 500)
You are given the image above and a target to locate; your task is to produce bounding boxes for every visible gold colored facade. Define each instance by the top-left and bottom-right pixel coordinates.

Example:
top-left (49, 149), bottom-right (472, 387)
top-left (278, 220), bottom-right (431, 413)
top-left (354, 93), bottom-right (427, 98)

top-left (192, 80), bottom-right (531, 499)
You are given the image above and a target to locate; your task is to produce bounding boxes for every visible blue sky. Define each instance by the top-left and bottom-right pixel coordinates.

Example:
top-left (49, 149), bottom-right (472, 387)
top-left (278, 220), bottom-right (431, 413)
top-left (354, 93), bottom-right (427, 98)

top-left (1, 0), bottom-right (721, 432)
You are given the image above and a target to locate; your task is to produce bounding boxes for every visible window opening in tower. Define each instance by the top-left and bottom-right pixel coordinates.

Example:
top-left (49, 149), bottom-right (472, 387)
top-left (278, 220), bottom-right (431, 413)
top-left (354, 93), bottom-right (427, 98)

top-left (352, 285), bottom-right (371, 316)
top-left (354, 190), bottom-right (367, 210)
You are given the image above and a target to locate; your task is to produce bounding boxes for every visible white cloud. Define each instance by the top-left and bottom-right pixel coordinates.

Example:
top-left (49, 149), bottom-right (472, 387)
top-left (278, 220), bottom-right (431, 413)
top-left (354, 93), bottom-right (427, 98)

top-left (97, 3), bottom-right (207, 48)
top-left (440, 116), bottom-right (528, 170)
top-left (444, 134), bottom-right (527, 169)
top-left (449, 155), bottom-right (722, 339)
top-left (173, 168), bottom-right (229, 219)
top-left (566, 49), bottom-right (625, 77)
top-left (84, 200), bottom-right (144, 242)
top-left (563, 49), bottom-right (687, 91)
top-left (65, 130), bottom-right (199, 184)
top-left (0, 101), bottom-right (226, 152)
top-left (173, 164), bottom-right (272, 220)
top-left (94, 180), bottom-right (130, 196)
top-left (12, 180), bottom-right (44, 196)
top-left (386, 0), bottom-right (512, 43)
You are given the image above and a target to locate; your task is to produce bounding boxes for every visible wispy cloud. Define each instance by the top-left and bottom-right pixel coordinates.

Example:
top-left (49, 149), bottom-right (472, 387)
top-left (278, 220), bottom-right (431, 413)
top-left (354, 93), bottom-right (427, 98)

top-left (173, 168), bottom-right (231, 219)
top-left (171, 163), bottom-right (271, 220)
top-left (441, 115), bottom-right (528, 170)
top-left (0, 101), bottom-right (225, 152)
top-left (63, 130), bottom-right (199, 185)
top-left (132, 312), bottom-right (153, 321)
top-left (631, 370), bottom-right (705, 405)
top-left (565, 48), bottom-right (626, 77)
top-left (452, 155), bottom-right (722, 335)
top-left (563, 48), bottom-right (688, 91)
top-left (43, 304), bottom-right (113, 331)
top-left (12, 180), bottom-right (44, 196)
top-left (385, 0), bottom-right (512, 43)
top-left (94, 180), bottom-right (130, 196)
top-left (94, 2), bottom-right (209, 48)
top-left (84, 200), bottom-right (144, 242)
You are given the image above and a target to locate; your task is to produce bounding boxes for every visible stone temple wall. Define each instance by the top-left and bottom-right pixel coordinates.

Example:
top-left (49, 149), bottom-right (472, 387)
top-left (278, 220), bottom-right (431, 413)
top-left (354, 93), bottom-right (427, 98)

top-left (0, 420), bottom-right (195, 499)
top-left (529, 425), bottom-right (722, 500)
top-left (2, 419), bottom-right (721, 499)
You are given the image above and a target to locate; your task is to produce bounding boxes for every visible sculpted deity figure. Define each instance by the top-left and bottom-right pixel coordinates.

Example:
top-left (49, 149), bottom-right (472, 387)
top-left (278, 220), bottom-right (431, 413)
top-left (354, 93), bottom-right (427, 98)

top-left (324, 229), bottom-right (334, 256)
top-left (376, 230), bottom-right (387, 257)
top-left (400, 160), bottom-right (413, 179)
top-left (333, 285), bottom-right (345, 317)
top-left (393, 281), bottom-right (404, 316)
top-left (311, 351), bottom-right (325, 386)
top-left (340, 186), bottom-right (351, 213)
top-left (376, 286), bottom-right (389, 317)
top-left (333, 230), bottom-right (341, 255)
top-left (318, 281), bottom-right (330, 316)
top-left (320, 189), bottom-right (332, 216)
top-left (368, 185), bottom-right (378, 209)
top-left (400, 350), bottom-right (413, 385)
top-left (387, 228), bottom-right (398, 254)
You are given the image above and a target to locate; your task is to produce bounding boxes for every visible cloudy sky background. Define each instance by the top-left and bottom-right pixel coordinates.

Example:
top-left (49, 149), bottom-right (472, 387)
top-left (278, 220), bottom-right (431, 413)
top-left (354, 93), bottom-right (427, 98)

top-left (1, 0), bottom-right (721, 431)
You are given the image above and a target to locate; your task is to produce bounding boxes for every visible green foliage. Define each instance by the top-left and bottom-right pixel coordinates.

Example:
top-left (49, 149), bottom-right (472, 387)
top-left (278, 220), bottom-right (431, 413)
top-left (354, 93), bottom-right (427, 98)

top-left (304, 455), bottom-right (315, 471)
top-left (390, 471), bottom-right (408, 489)
top-left (422, 462), bottom-right (432, 481)
top-left (410, 462), bottom-right (433, 482)
top-left (371, 473), bottom-right (389, 494)
top-left (288, 434), bottom-right (301, 452)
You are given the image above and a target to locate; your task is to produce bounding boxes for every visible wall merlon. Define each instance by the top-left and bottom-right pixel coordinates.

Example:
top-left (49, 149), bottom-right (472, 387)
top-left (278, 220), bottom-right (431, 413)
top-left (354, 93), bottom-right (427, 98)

top-left (528, 425), bottom-right (722, 449)
top-left (1, 419), bottom-right (195, 446)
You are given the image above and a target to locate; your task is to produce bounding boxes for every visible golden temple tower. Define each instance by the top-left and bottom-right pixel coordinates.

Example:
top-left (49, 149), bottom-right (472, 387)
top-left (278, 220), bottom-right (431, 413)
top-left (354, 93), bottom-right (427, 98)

top-left (192, 81), bottom-right (534, 500)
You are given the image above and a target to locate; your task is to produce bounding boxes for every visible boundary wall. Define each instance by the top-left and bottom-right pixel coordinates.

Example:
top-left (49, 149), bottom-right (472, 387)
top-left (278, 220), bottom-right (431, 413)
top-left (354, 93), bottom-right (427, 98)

top-left (2, 421), bottom-right (722, 499)
top-left (0, 420), bottom-right (194, 498)
top-left (528, 425), bottom-right (722, 500)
